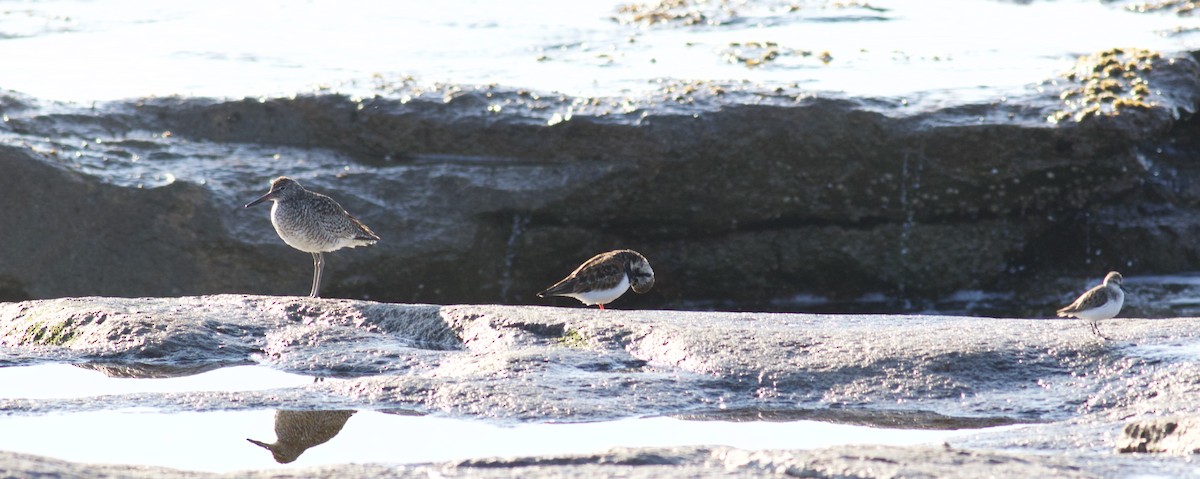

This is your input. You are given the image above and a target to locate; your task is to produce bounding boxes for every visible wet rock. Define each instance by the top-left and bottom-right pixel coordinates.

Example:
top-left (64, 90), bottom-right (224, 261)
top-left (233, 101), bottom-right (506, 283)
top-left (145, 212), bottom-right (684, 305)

top-left (2, 297), bottom-right (1200, 475)
top-left (1118, 416), bottom-right (1200, 454)
top-left (0, 49), bottom-right (1199, 308)
top-left (0, 295), bottom-right (456, 371)
top-left (0, 444), bottom-right (1182, 478)
top-left (1051, 48), bottom-right (1177, 125)
top-left (3, 296), bottom-right (1200, 425)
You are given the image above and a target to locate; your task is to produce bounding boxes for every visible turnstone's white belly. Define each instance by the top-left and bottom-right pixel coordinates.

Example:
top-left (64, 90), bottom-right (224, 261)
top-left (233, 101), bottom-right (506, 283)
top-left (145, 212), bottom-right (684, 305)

top-left (567, 275), bottom-right (630, 306)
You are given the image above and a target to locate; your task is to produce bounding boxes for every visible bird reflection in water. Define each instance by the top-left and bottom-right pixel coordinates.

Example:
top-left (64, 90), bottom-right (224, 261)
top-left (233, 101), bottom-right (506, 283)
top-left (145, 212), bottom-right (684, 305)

top-left (247, 410), bottom-right (356, 463)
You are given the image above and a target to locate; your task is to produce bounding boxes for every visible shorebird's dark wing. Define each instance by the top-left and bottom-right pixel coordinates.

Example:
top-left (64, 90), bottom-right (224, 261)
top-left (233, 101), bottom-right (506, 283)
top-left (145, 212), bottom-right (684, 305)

top-left (347, 214), bottom-right (380, 242)
top-left (313, 192), bottom-right (380, 242)
top-left (1056, 284), bottom-right (1108, 316)
top-left (538, 251), bottom-right (624, 297)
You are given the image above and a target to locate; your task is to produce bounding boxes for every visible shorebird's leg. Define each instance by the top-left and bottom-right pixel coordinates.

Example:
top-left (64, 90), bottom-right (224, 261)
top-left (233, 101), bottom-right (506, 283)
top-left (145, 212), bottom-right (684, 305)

top-left (310, 252), bottom-right (324, 298)
top-left (1090, 321), bottom-right (1109, 341)
top-left (598, 304), bottom-right (605, 310)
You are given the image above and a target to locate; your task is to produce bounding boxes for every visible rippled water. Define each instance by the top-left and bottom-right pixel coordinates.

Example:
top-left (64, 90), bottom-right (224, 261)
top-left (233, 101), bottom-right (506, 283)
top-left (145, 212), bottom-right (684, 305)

top-left (1, 0), bottom-right (1198, 103)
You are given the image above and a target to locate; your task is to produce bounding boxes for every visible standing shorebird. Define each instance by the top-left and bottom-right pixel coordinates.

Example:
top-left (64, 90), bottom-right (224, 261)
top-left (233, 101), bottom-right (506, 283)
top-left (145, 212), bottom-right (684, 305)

top-left (1056, 271), bottom-right (1125, 340)
top-left (537, 249), bottom-right (654, 310)
top-left (245, 176), bottom-right (380, 298)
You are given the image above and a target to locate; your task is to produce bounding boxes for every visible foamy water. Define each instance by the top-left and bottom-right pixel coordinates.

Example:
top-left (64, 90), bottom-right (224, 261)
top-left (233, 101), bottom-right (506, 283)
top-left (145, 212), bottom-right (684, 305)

top-left (0, 0), bottom-right (1198, 103)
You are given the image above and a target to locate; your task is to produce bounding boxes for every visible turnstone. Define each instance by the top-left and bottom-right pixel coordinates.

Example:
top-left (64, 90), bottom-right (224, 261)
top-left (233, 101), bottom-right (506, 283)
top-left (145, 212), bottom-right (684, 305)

top-left (245, 176), bottom-right (380, 298)
top-left (1056, 271), bottom-right (1125, 339)
top-left (537, 249), bottom-right (654, 309)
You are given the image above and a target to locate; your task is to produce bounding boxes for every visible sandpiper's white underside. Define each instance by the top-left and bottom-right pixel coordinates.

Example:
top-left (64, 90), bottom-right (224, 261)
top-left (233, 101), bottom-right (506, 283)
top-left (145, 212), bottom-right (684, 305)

top-left (565, 275), bottom-right (630, 306)
top-left (1070, 285), bottom-right (1123, 321)
top-left (1070, 297), bottom-right (1123, 321)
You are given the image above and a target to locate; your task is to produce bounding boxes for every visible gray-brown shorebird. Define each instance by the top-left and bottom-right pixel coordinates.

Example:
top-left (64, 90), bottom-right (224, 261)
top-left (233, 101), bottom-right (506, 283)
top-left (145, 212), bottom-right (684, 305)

top-left (245, 176), bottom-right (380, 298)
top-left (537, 249), bottom-right (654, 310)
top-left (1056, 271), bottom-right (1125, 340)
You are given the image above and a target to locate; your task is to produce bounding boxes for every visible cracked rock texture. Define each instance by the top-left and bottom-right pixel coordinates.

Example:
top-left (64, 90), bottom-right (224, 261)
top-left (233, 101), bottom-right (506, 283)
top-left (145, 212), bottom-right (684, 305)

top-left (2, 296), bottom-right (1200, 476)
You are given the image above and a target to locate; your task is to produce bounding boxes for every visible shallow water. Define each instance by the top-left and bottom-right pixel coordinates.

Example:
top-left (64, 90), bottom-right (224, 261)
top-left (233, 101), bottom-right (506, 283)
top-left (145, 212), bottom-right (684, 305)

top-left (0, 362), bottom-right (1023, 472)
top-left (0, 364), bottom-right (314, 399)
top-left (0, 408), bottom-right (1019, 472)
top-left (0, 0), bottom-right (1198, 103)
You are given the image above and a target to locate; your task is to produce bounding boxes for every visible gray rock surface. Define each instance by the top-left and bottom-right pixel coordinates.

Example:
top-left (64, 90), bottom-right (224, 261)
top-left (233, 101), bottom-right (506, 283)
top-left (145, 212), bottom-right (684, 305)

top-left (4, 444), bottom-right (1184, 479)
top-left (1119, 415), bottom-right (1200, 454)
top-left (2, 296), bottom-right (1200, 476)
top-left (1, 48), bottom-right (1199, 310)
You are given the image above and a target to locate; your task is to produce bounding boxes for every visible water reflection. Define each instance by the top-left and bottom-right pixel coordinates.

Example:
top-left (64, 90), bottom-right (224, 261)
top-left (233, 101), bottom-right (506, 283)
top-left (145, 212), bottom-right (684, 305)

top-left (76, 362), bottom-right (235, 378)
top-left (0, 364), bottom-right (314, 400)
top-left (0, 409), bottom-right (1020, 472)
top-left (676, 407), bottom-right (1023, 430)
top-left (248, 410), bottom-right (357, 464)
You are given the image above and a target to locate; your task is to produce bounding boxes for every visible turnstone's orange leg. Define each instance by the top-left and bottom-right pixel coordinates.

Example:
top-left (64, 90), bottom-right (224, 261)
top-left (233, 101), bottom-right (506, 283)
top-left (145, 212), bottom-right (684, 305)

top-left (598, 304), bottom-right (605, 310)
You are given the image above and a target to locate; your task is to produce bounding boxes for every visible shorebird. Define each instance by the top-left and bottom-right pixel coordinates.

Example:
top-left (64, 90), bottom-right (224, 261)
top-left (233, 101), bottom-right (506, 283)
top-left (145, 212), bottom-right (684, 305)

top-left (1056, 271), bottom-right (1125, 340)
top-left (538, 249), bottom-right (654, 309)
top-left (245, 176), bottom-right (379, 298)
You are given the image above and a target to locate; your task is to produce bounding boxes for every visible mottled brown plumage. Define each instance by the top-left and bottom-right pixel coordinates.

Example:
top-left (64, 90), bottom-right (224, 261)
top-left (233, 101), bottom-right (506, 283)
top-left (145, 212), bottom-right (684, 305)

top-left (1056, 271), bottom-right (1124, 339)
top-left (538, 249), bottom-right (654, 309)
top-left (245, 176), bottom-right (379, 297)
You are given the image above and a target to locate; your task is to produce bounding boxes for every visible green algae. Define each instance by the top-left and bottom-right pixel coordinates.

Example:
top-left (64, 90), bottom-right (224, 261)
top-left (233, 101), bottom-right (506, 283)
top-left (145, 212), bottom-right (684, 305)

top-left (21, 318), bottom-right (80, 346)
top-left (554, 328), bottom-right (591, 349)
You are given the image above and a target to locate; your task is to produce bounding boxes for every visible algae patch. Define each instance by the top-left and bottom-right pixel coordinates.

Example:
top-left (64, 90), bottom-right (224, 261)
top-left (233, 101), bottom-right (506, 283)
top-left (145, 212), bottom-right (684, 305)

top-left (1050, 48), bottom-right (1162, 124)
top-left (554, 328), bottom-right (591, 349)
top-left (1124, 1), bottom-right (1199, 16)
top-left (21, 319), bottom-right (80, 346)
top-left (613, 0), bottom-right (738, 26)
top-left (719, 41), bottom-right (834, 68)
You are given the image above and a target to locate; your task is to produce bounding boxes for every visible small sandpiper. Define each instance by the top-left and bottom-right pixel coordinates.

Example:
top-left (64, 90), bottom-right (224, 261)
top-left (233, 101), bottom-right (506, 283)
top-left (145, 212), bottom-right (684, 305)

top-left (1056, 271), bottom-right (1125, 340)
top-left (537, 249), bottom-right (654, 310)
top-left (245, 176), bottom-right (380, 298)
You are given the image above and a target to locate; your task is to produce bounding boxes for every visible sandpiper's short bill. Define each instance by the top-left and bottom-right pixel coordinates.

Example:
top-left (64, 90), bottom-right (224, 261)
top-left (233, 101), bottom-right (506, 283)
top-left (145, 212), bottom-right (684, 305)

top-left (538, 249), bottom-right (654, 310)
top-left (1056, 271), bottom-right (1124, 339)
top-left (245, 176), bottom-right (379, 298)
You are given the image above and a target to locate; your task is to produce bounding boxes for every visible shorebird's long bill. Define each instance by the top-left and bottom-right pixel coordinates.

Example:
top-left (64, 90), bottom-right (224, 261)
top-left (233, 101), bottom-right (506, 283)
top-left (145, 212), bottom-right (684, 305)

top-left (244, 191), bottom-right (274, 208)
